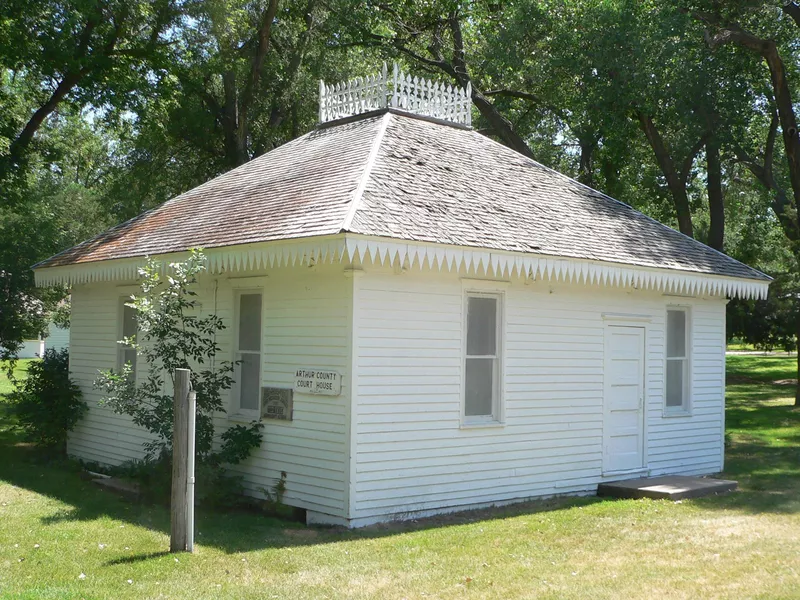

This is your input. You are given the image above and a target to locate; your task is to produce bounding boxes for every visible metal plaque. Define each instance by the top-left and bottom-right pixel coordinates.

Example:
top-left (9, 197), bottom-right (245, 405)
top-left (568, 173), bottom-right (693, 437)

top-left (261, 387), bottom-right (293, 421)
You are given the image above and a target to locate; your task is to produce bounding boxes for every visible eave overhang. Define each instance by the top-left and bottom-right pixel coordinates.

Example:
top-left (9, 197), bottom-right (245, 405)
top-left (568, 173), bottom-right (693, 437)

top-left (33, 234), bottom-right (771, 300)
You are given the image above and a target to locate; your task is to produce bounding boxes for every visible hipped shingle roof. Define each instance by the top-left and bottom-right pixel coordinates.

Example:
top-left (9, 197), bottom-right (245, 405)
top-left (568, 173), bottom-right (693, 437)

top-left (35, 110), bottom-right (769, 283)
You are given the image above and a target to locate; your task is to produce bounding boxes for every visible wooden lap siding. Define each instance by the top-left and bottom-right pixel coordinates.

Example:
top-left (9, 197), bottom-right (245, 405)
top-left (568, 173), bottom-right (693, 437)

top-left (647, 301), bottom-right (726, 475)
top-left (68, 284), bottom-right (157, 464)
top-left (67, 264), bottom-right (352, 519)
top-left (350, 268), bottom-right (727, 525)
top-left (222, 266), bottom-right (351, 517)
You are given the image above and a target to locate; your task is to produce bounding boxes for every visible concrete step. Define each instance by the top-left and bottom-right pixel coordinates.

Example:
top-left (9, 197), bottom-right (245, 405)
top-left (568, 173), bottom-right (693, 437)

top-left (598, 476), bottom-right (737, 500)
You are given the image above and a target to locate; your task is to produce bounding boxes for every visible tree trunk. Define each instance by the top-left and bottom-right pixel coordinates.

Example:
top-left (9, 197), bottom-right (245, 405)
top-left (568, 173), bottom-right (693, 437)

top-left (706, 136), bottom-right (725, 251)
top-left (578, 138), bottom-right (595, 187)
top-left (696, 16), bottom-right (800, 401)
top-left (446, 12), bottom-right (536, 160)
top-left (637, 113), bottom-right (696, 238)
top-left (221, 71), bottom-right (248, 167)
top-left (469, 92), bottom-right (536, 159)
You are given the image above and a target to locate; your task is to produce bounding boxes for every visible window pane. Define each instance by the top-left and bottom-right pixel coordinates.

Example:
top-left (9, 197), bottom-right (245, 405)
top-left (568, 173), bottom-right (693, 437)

top-left (666, 359), bottom-right (684, 408)
top-left (667, 310), bottom-right (686, 358)
top-left (238, 294), bottom-right (262, 352)
top-left (239, 353), bottom-right (261, 411)
top-left (122, 303), bottom-right (137, 338)
top-left (467, 296), bottom-right (497, 356)
top-left (465, 357), bottom-right (494, 417)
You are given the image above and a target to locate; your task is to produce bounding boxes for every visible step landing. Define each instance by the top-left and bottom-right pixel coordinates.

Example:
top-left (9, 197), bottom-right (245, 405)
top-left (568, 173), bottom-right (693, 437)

top-left (597, 476), bottom-right (737, 500)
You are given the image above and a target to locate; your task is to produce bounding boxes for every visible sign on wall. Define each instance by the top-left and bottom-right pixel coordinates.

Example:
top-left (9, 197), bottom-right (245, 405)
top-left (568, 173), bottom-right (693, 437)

top-left (261, 387), bottom-right (293, 421)
top-left (294, 369), bottom-right (342, 396)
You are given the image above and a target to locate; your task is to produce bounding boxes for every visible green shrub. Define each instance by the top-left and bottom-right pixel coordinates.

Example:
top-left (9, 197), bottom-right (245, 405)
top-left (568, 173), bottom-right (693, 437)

top-left (94, 250), bottom-right (263, 505)
top-left (9, 348), bottom-right (86, 454)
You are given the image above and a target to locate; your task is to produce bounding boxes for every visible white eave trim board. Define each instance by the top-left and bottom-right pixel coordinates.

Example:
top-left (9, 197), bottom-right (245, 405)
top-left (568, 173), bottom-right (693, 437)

top-left (33, 234), bottom-right (770, 300)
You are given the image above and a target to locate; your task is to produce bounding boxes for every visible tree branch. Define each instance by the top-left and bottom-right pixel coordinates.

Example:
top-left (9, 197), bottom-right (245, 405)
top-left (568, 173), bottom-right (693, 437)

top-left (687, 8), bottom-right (800, 241)
top-left (6, 5), bottom-right (101, 163)
top-left (484, 89), bottom-right (569, 122)
top-left (680, 130), bottom-right (712, 186)
top-left (268, 0), bottom-right (320, 130)
top-left (765, 110), bottom-right (779, 180)
top-left (238, 0), bottom-right (280, 140)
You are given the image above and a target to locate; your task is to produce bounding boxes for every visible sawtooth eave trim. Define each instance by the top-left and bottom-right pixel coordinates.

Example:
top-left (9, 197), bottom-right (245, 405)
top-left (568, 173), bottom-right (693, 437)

top-left (33, 233), bottom-right (770, 300)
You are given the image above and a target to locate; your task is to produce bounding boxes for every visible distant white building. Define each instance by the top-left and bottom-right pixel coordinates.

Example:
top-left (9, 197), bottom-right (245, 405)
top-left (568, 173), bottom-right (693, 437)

top-left (34, 66), bottom-right (770, 527)
top-left (17, 321), bottom-right (70, 359)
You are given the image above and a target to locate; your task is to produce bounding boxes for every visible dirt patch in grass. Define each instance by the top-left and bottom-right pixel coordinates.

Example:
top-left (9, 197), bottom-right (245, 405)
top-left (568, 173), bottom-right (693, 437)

top-left (282, 528), bottom-right (319, 540)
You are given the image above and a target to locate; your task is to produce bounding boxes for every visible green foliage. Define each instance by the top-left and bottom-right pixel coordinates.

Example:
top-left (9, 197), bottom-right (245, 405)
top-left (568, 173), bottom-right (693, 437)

top-left (2, 0), bottom-right (800, 393)
top-left (94, 249), bottom-right (263, 503)
top-left (258, 470), bottom-right (291, 517)
top-left (50, 299), bottom-right (70, 330)
top-left (8, 348), bottom-right (86, 453)
top-left (728, 273), bottom-right (800, 352)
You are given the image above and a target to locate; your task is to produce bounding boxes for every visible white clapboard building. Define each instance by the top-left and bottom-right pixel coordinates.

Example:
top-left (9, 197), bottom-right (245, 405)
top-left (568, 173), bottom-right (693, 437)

top-left (34, 65), bottom-right (770, 527)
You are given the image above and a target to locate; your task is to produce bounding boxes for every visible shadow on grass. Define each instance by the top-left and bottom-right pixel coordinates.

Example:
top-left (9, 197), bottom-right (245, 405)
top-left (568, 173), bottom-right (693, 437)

top-left (105, 551), bottom-right (172, 566)
top-left (0, 403), bottom-right (611, 554)
top-left (1, 354), bottom-right (798, 556)
top-left (726, 354), bottom-right (798, 384)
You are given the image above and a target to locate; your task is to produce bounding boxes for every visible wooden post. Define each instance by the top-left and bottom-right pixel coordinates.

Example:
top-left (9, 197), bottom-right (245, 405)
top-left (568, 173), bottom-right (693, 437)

top-left (170, 368), bottom-right (192, 553)
top-left (186, 390), bottom-right (196, 552)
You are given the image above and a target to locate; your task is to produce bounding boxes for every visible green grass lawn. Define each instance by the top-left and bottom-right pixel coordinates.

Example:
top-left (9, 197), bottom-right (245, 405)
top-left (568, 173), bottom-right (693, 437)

top-left (0, 358), bottom-right (33, 396)
top-left (1, 357), bottom-right (800, 599)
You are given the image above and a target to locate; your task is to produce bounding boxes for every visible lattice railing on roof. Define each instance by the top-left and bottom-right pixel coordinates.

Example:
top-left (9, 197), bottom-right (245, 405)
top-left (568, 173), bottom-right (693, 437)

top-left (319, 63), bottom-right (472, 126)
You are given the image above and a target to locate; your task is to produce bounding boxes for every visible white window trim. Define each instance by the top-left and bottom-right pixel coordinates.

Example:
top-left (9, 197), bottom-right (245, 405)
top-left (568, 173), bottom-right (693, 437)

top-left (664, 305), bottom-right (692, 417)
top-left (231, 289), bottom-right (264, 421)
top-left (117, 296), bottom-right (137, 377)
top-left (461, 286), bottom-right (506, 427)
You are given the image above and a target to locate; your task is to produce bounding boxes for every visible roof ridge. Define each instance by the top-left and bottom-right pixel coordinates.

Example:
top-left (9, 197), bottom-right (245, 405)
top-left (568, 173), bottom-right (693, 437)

top-left (341, 112), bottom-right (393, 232)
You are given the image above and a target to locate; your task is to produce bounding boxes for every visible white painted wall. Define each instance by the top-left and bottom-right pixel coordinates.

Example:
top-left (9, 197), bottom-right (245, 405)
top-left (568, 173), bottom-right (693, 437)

top-left (66, 257), bottom-right (728, 527)
top-left (349, 266), bottom-right (727, 526)
top-left (67, 263), bottom-right (353, 521)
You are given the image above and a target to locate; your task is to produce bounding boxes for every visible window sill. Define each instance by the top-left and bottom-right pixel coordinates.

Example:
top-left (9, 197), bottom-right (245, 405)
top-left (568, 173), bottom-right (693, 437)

top-left (460, 420), bottom-right (505, 430)
top-left (663, 408), bottom-right (692, 418)
top-left (228, 412), bottom-right (261, 424)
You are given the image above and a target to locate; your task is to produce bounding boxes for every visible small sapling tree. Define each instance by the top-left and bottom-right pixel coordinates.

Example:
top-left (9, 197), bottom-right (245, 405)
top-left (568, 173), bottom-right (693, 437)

top-left (95, 250), bottom-right (262, 502)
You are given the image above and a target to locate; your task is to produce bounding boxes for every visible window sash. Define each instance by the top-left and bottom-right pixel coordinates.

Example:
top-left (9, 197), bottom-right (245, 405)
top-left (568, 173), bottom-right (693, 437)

top-left (665, 357), bottom-right (687, 408)
top-left (464, 293), bottom-right (501, 421)
top-left (665, 308), bottom-right (689, 411)
top-left (118, 299), bottom-right (137, 377)
top-left (235, 292), bottom-right (262, 415)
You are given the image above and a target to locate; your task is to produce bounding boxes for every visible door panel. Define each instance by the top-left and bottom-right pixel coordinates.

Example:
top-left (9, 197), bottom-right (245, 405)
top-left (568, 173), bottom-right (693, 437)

top-left (604, 326), bottom-right (645, 473)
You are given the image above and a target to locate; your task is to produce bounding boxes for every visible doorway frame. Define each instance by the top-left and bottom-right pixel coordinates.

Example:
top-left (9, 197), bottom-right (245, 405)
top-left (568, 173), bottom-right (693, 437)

top-left (601, 313), bottom-right (652, 477)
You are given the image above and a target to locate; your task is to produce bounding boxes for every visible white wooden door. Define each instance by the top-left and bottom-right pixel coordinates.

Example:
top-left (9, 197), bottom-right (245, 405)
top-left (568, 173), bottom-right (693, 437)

top-left (603, 325), bottom-right (646, 474)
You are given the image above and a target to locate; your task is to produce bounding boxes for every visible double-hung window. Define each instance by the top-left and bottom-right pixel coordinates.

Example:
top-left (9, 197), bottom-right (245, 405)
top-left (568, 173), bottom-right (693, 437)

top-left (464, 293), bottom-right (503, 423)
top-left (235, 292), bottom-right (263, 416)
top-left (665, 307), bottom-right (690, 413)
top-left (118, 298), bottom-right (137, 378)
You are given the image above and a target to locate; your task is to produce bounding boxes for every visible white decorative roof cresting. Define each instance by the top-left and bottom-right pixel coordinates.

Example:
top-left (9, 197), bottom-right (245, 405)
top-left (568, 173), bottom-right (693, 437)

top-left (319, 63), bottom-right (472, 126)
